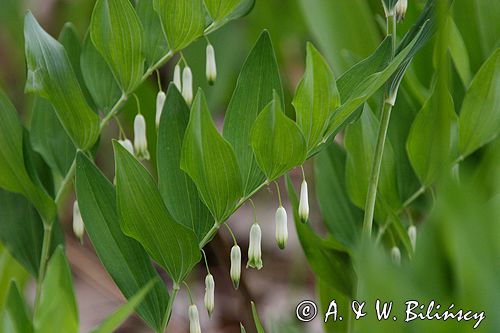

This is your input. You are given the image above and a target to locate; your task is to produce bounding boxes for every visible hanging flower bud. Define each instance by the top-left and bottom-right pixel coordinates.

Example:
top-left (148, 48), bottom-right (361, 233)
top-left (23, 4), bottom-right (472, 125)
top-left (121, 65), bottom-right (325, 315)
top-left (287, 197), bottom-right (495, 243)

top-left (247, 223), bottom-right (263, 270)
top-left (182, 67), bottom-right (193, 106)
top-left (117, 139), bottom-right (134, 155)
top-left (408, 225), bottom-right (417, 251)
top-left (275, 206), bottom-right (288, 250)
top-left (73, 201), bottom-right (84, 243)
top-left (298, 179), bottom-right (309, 222)
top-left (206, 44), bottom-right (217, 85)
top-left (204, 274), bottom-right (215, 317)
top-left (188, 304), bottom-right (201, 333)
top-left (230, 245), bottom-right (241, 289)
top-left (133, 114), bottom-right (150, 160)
top-left (391, 246), bottom-right (401, 265)
top-left (173, 64), bottom-right (182, 91)
top-left (155, 91), bottom-right (166, 128)
top-left (395, 0), bottom-right (408, 22)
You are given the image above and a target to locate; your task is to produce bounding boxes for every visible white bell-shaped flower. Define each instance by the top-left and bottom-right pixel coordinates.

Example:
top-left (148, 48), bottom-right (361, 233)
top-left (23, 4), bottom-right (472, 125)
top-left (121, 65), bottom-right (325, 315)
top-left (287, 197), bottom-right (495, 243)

top-left (173, 64), bottom-right (182, 92)
top-left (230, 245), bottom-right (241, 289)
top-left (275, 206), bottom-right (288, 250)
top-left (298, 179), bottom-right (309, 222)
top-left (391, 246), bottom-right (401, 266)
top-left (182, 67), bottom-right (193, 106)
top-left (206, 44), bottom-right (217, 85)
top-left (73, 201), bottom-right (85, 243)
top-left (408, 225), bottom-right (417, 251)
top-left (188, 304), bottom-right (201, 333)
top-left (155, 91), bottom-right (166, 129)
top-left (133, 114), bottom-right (150, 160)
top-left (204, 274), bottom-right (215, 318)
top-left (395, 0), bottom-right (408, 22)
top-left (117, 139), bottom-right (134, 155)
top-left (247, 223), bottom-right (263, 270)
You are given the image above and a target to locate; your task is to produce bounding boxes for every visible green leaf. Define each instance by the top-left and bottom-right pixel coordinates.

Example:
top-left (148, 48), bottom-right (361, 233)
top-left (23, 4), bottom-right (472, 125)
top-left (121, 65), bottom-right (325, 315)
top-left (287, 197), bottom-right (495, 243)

top-left (407, 88), bottom-right (457, 185)
top-left (181, 90), bottom-right (242, 223)
top-left (297, 0), bottom-right (380, 73)
top-left (24, 12), bottom-right (100, 151)
top-left (0, 89), bottom-right (56, 223)
top-left (204, 0), bottom-right (255, 33)
top-left (22, 129), bottom-right (56, 196)
top-left (75, 152), bottom-right (169, 331)
top-left (90, 0), bottom-right (145, 94)
top-left (452, 0), bottom-right (500, 72)
top-left (251, 92), bottom-right (306, 181)
top-left (154, 0), bottom-right (205, 51)
top-left (114, 141), bottom-right (200, 283)
top-left (89, 280), bottom-right (158, 333)
top-left (58, 23), bottom-right (93, 106)
top-left (251, 301), bottom-right (266, 333)
top-left (137, 0), bottom-right (169, 68)
top-left (389, 0), bottom-right (443, 99)
top-left (293, 43), bottom-right (340, 153)
top-left (240, 323), bottom-right (247, 333)
top-left (30, 98), bottom-right (75, 177)
top-left (157, 85), bottom-right (213, 241)
top-left (314, 143), bottom-right (363, 247)
top-left (344, 105), bottom-right (401, 219)
top-left (34, 247), bottom-right (78, 333)
top-left (446, 18), bottom-right (472, 87)
top-left (81, 33), bottom-right (121, 113)
top-left (317, 279), bottom-right (350, 333)
top-left (223, 31), bottom-right (283, 195)
top-left (336, 37), bottom-right (392, 102)
top-left (387, 92), bottom-right (422, 203)
top-left (285, 176), bottom-right (354, 297)
top-left (0, 189), bottom-right (62, 278)
top-left (326, 21), bottom-right (429, 138)
top-left (0, 282), bottom-right (33, 333)
top-left (0, 246), bottom-right (28, 312)
top-left (204, 0), bottom-right (240, 22)
top-left (459, 49), bottom-right (500, 158)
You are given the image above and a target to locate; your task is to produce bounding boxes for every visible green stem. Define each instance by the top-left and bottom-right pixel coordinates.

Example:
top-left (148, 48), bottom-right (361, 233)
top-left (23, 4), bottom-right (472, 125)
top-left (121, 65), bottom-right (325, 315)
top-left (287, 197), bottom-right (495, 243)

top-left (274, 181), bottom-right (283, 207)
top-left (100, 94), bottom-right (128, 130)
top-left (375, 186), bottom-right (427, 243)
top-left (34, 223), bottom-right (53, 310)
top-left (161, 284), bottom-right (179, 332)
top-left (224, 223), bottom-right (237, 246)
top-left (143, 51), bottom-right (174, 81)
top-left (390, 14), bottom-right (396, 58)
top-left (199, 181), bottom-right (268, 248)
top-left (199, 223), bottom-right (220, 249)
top-left (183, 282), bottom-right (194, 304)
top-left (55, 159), bottom-right (76, 206)
top-left (401, 186), bottom-right (426, 211)
top-left (362, 101), bottom-right (393, 238)
top-left (101, 51), bottom-right (175, 131)
top-left (201, 249), bottom-right (211, 274)
top-left (362, 14), bottom-right (397, 239)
